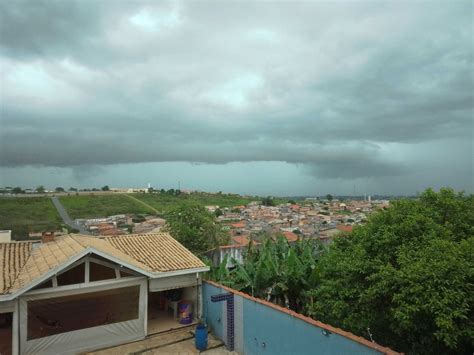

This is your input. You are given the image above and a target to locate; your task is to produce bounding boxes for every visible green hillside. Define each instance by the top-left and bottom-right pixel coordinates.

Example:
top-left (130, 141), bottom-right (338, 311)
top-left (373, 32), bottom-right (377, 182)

top-left (59, 194), bottom-right (154, 219)
top-left (0, 197), bottom-right (62, 239)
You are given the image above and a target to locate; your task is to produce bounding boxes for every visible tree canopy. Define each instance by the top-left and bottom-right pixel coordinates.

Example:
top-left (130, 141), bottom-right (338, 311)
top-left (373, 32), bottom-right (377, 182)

top-left (311, 188), bottom-right (473, 354)
top-left (261, 196), bottom-right (276, 206)
top-left (165, 203), bottom-right (229, 255)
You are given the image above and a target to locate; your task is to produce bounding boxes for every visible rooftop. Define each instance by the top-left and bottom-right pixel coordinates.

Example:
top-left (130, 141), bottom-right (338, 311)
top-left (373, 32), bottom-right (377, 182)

top-left (0, 232), bottom-right (206, 296)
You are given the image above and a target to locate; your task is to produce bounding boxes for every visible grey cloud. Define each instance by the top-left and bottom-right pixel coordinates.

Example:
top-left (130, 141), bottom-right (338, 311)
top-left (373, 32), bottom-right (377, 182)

top-left (0, 0), bottom-right (104, 59)
top-left (0, 0), bottom-right (472, 186)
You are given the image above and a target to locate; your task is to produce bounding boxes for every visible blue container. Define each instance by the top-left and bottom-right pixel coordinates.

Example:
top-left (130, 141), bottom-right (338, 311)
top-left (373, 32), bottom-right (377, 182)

top-left (195, 324), bottom-right (208, 351)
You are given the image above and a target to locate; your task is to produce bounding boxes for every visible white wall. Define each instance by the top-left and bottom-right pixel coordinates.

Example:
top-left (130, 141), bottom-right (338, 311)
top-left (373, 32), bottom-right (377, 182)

top-left (0, 230), bottom-right (12, 243)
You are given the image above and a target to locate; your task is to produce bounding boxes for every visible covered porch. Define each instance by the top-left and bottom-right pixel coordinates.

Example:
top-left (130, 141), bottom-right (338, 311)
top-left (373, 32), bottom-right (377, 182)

top-left (147, 273), bottom-right (202, 335)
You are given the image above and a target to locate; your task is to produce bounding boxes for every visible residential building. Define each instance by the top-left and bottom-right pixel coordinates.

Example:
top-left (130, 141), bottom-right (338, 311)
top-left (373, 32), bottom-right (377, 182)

top-left (0, 233), bottom-right (209, 355)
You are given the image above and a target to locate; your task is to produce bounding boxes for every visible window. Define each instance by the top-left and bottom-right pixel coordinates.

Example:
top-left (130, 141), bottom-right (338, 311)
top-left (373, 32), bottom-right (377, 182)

top-left (32, 279), bottom-right (53, 290)
top-left (0, 312), bottom-right (13, 355)
top-left (57, 263), bottom-right (85, 286)
top-left (89, 261), bottom-right (116, 282)
top-left (27, 286), bottom-right (140, 340)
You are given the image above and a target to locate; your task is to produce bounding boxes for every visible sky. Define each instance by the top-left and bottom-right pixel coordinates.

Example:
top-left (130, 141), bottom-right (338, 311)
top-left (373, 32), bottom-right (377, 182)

top-left (0, 0), bottom-right (473, 196)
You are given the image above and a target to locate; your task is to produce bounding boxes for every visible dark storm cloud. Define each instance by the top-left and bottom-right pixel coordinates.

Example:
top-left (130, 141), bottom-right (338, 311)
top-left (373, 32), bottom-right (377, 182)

top-left (0, 1), bottom-right (104, 59)
top-left (0, 0), bottom-right (472, 186)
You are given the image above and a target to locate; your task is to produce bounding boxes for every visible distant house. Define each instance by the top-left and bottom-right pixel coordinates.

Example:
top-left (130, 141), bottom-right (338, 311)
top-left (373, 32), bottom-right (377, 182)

top-left (318, 225), bottom-right (353, 245)
top-left (282, 231), bottom-right (299, 243)
top-left (0, 233), bottom-right (208, 355)
top-left (336, 224), bottom-right (353, 233)
top-left (230, 221), bottom-right (246, 229)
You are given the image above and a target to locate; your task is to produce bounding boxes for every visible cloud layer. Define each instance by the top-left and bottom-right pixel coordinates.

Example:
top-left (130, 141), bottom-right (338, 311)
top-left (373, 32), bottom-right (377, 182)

top-left (1, 1), bottom-right (472, 190)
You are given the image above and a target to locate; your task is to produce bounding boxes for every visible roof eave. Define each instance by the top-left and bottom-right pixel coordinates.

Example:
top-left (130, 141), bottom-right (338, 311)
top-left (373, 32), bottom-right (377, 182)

top-left (0, 248), bottom-right (92, 302)
top-left (0, 246), bottom-right (157, 302)
top-left (0, 250), bottom-right (209, 302)
top-left (150, 266), bottom-right (210, 278)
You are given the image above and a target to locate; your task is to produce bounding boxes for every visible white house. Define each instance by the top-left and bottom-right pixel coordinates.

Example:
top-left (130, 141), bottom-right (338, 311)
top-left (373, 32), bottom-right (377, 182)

top-left (0, 233), bottom-right (209, 355)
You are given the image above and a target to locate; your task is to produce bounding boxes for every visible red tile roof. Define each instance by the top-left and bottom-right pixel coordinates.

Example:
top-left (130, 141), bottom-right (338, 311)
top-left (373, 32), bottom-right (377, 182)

top-left (231, 221), bottom-right (246, 229)
top-left (232, 235), bottom-right (250, 246)
top-left (282, 231), bottom-right (298, 242)
top-left (336, 225), bottom-right (353, 233)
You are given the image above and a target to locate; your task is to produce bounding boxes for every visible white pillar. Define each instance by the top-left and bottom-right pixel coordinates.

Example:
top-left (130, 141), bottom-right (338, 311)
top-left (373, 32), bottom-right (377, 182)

top-left (12, 300), bottom-right (19, 355)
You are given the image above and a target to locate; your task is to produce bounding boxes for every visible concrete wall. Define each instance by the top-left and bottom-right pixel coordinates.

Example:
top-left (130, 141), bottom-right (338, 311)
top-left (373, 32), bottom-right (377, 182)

top-left (0, 230), bottom-right (12, 243)
top-left (203, 282), bottom-right (388, 355)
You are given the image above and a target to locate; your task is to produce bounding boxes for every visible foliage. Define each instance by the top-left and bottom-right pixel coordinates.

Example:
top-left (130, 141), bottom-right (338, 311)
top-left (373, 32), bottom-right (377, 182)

top-left (36, 185), bottom-right (45, 193)
top-left (164, 204), bottom-right (230, 255)
top-left (55, 187), bottom-right (65, 192)
top-left (59, 194), bottom-right (154, 219)
top-left (326, 194), bottom-right (333, 201)
top-left (261, 196), bottom-right (276, 206)
top-left (101, 185), bottom-right (110, 191)
top-left (0, 197), bottom-right (62, 239)
top-left (12, 187), bottom-right (24, 194)
top-left (132, 214), bottom-right (146, 223)
top-left (310, 188), bottom-right (474, 354)
top-left (209, 235), bottom-right (322, 313)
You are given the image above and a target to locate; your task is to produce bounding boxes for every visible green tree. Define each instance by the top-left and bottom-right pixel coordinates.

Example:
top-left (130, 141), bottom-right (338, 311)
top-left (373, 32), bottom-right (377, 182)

top-left (310, 188), bottom-right (474, 354)
top-left (165, 204), bottom-right (229, 255)
top-left (101, 185), bottom-right (110, 191)
top-left (55, 187), bottom-right (65, 192)
top-left (326, 194), bottom-right (333, 202)
top-left (68, 187), bottom-right (78, 192)
top-left (214, 208), bottom-right (223, 217)
top-left (35, 185), bottom-right (45, 193)
top-left (261, 196), bottom-right (276, 206)
top-left (12, 187), bottom-right (24, 194)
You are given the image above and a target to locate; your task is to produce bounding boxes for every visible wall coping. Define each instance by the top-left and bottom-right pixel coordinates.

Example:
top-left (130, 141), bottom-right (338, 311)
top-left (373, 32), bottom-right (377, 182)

top-left (203, 280), bottom-right (401, 355)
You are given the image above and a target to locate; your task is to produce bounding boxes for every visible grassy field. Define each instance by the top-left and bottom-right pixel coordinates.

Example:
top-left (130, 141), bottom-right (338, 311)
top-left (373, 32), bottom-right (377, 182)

top-left (132, 192), bottom-right (290, 214)
top-left (0, 197), bottom-right (62, 239)
top-left (131, 192), bottom-right (261, 214)
top-left (59, 194), bottom-right (155, 219)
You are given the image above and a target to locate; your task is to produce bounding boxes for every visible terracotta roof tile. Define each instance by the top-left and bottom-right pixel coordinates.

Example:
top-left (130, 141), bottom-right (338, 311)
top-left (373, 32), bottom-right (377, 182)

top-left (282, 231), bottom-right (299, 242)
top-left (232, 235), bottom-right (250, 246)
top-left (336, 225), bottom-right (353, 232)
top-left (0, 241), bottom-right (32, 294)
top-left (1, 232), bottom-right (205, 295)
top-left (105, 233), bottom-right (205, 272)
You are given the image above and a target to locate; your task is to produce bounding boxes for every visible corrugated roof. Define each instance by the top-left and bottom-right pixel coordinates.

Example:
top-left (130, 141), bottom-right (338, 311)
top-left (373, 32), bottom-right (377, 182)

top-left (105, 233), bottom-right (205, 272)
top-left (1, 232), bottom-right (205, 296)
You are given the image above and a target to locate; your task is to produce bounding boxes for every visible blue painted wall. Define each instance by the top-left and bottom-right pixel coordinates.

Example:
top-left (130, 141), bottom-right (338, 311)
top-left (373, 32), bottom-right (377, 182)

top-left (203, 283), bottom-right (384, 355)
top-left (202, 282), bottom-right (225, 341)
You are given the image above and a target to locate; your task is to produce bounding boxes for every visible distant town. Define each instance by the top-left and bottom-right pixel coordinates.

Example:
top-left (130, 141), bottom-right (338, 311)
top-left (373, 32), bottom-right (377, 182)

top-left (1, 184), bottom-right (389, 254)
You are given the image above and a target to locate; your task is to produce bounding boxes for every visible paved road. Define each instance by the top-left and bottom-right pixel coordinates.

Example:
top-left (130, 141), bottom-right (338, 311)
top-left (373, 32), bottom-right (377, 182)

top-left (51, 196), bottom-right (90, 235)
